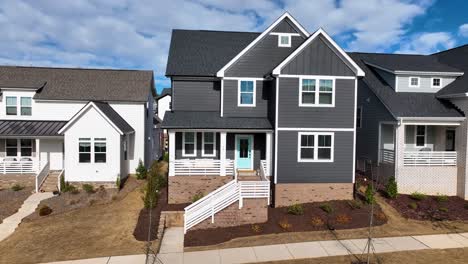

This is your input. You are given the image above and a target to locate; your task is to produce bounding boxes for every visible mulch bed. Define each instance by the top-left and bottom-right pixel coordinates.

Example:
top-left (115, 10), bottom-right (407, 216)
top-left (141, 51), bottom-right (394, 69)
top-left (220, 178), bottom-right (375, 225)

top-left (0, 186), bottom-right (34, 224)
top-left (184, 196), bottom-right (387, 247)
top-left (384, 194), bottom-right (468, 221)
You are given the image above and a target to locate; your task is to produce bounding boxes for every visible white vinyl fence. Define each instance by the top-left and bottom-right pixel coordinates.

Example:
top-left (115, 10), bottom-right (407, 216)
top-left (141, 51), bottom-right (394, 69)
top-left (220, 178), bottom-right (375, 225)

top-left (404, 151), bottom-right (457, 166)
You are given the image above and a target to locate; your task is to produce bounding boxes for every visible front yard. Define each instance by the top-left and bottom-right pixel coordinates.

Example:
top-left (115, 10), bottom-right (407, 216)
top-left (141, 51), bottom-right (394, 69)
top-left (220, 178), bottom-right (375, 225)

top-left (0, 175), bottom-right (35, 224)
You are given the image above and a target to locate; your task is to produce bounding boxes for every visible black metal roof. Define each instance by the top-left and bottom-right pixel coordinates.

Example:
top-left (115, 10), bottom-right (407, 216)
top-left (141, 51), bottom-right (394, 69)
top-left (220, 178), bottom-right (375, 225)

top-left (92, 101), bottom-right (135, 134)
top-left (162, 111), bottom-right (273, 129)
top-left (434, 45), bottom-right (468, 97)
top-left (0, 120), bottom-right (67, 136)
top-left (165, 30), bottom-right (260, 76)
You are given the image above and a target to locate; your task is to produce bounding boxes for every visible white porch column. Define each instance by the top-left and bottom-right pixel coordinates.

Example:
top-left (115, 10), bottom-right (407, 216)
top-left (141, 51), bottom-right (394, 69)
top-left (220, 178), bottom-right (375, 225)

top-left (220, 132), bottom-right (227, 176)
top-left (35, 138), bottom-right (40, 171)
top-left (168, 131), bottom-right (175, 177)
top-left (394, 123), bottom-right (405, 182)
top-left (266, 132), bottom-right (272, 176)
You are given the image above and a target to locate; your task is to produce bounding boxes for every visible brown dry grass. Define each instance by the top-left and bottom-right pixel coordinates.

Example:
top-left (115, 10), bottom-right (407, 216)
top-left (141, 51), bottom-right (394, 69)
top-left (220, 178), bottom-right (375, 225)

top-left (186, 195), bottom-right (468, 252)
top-left (0, 180), bottom-right (147, 264)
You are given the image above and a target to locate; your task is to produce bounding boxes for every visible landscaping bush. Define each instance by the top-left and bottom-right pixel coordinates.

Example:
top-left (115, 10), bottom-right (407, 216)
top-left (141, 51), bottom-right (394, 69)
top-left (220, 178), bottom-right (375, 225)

top-left (82, 184), bottom-right (95, 193)
top-left (39, 205), bottom-right (52, 216)
top-left (347, 200), bottom-right (362, 210)
top-left (319, 203), bottom-right (333, 214)
top-left (70, 187), bottom-right (80, 194)
top-left (142, 161), bottom-right (168, 208)
top-left (335, 214), bottom-right (352, 224)
top-left (278, 219), bottom-right (292, 231)
top-left (408, 202), bottom-right (418, 210)
top-left (61, 175), bottom-right (78, 193)
top-left (365, 185), bottom-right (375, 204)
top-left (11, 184), bottom-right (24, 192)
top-left (192, 192), bottom-right (204, 203)
top-left (435, 194), bottom-right (449, 203)
top-left (439, 207), bottom-right (449, 212)
top-left (251, 224), bottom-right (262, 233)
top-left (410, 192), bottom-right (426, 201)
top-left (136, 159), bottom-right (147, 180)
top-left (310, 217), bottom-right (324, 227)
top-left (163, 152), bottom-right (169, 162)
top-left (287, 203), bottom-right (304, 215)
top-left (385, 177), bottom-right (398, 199)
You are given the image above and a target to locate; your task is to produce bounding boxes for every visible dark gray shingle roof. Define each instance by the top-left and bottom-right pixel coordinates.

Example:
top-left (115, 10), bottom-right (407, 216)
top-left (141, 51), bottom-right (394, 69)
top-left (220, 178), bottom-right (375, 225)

top-left (434, 45), bottom-right (468, 97)
top-left (0, 120), bottom-right (67, 136)
top-left (162, 111), bottom-right (273, 129)
top-left (92, 101), bottom-right (134, 134)
top-left (158, 88), bottom-right (171, 99)
top-left (350, 53), bottom-right (463, 118)
top-left (166, 30), bottom-right (260, 76)
top-left (0, 66), bottom-right (153, 102)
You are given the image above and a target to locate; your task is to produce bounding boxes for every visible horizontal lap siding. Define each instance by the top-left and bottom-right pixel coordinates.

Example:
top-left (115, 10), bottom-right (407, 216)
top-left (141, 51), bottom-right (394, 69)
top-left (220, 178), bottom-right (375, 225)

top-left (173, 80), bottom-right (220, 111)
top-left (278, 78), bottom-right (355, 128)
top-left (276, 130), bottom-right (354, 183)
top-left (223, 80), bottom-right (270, 118)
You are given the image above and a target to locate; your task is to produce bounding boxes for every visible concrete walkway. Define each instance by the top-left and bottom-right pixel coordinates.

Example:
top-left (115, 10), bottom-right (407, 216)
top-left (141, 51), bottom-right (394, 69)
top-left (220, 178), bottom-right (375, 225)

top-left (0, 192), bottom-right (54, 242)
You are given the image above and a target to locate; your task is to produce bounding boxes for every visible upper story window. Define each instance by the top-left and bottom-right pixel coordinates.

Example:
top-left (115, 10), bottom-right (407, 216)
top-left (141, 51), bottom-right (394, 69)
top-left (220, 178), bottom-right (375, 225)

top-left (298, 132), bottom-right (334, 162)
top-left (6, 96), bottom-right (17, 115)
top-left (202, 132), bottom-right (216, 157)
top-left (278, 34), bottom-right (291, 47)
top-left (21, 97), bottom-right (32, 116)
top-left (415, 125), bottom-right (426, 147)
top-left (238, 80), bottom-right (256, 107)
top-left (299, 78), bottom-right (334, 107)
top-left (409, 77), bottom-right (420, 87)
top-left (183, 132), bottom-right (196, 157)
top-left (94, 138), bottom-right (107, 163)
top-left (431, 78), bottom-right (441, 88)
top-left (5, 96), bottom-right (32, 116)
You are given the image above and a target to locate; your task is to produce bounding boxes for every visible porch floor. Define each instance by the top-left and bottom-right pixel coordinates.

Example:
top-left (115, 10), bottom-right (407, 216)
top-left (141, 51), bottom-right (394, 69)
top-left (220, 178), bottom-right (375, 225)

top-left (0, 174), bottom-right (36, 189)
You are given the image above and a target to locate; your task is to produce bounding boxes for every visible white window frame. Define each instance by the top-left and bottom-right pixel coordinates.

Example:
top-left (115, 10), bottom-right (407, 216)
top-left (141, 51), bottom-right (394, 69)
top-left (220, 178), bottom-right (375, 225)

top-left (182, 132), bottom-right (197, 157)
top-left (278, 34), bottom-right (291, 47)
top-left (357, 106), bottom-right (362, 129)
top-left (202, 132), bottom-right (216, 157)
top-left (78, 138), bottom-right (92, 163)
top-left (297, 132), bottom-right (334, 162)
top-left (431, 77), bottom-right (442, 88)
top-left (5, 139), bottom-right (18, 157)
top-left (94, 138), bottom-right (107, 163)
top-left (6, 96), bottom-right (17, 116)
top-left (20, 97), bottom-right (32, 116)
top-left (414, 125), bottom-right (426, 147)
top-left (20, 139), bottom-right (33, 157)
top-left (408, 77), bottom-right (420, 88)
top-left (298, 77), bottom-right (335, 107)
top-left (237, 79), bottom-right (256, 107)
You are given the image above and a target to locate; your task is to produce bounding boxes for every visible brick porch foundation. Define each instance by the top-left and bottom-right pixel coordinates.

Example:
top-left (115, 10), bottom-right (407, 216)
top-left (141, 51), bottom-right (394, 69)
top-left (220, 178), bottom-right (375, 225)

top-left (274, 183), bottom-right (354, 207)
top-left (168, 175), bottom-right (232, 204)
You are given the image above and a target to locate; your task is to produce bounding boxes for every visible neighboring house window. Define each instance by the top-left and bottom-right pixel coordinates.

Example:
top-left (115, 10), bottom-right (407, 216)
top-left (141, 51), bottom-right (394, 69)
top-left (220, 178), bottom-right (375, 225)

top-left (182, 132), bottom-right (196, 157)
top-left (79, 138), bottom-right (91, 163)
top-left (357, 107), bottom-right (362, 128)
top-left (94, 138), bottom-right (107, 163)
top-left (415, 126), bottom-right (426, 147)
top-left (409, 77), bottom-right (420, 87)
top-left (6, 139), bottom-right (17, 156)
top-left (20, 97), bottom-right (32, 116)
top-left (432, 78), bottom-right (441, 88)
top-left (298, 132), bottom-right (334, 162)
top-left (278, 34), bottom-right (291, 47)
top-left (202, 132), bottom-right (216, 157)
top-left (20, 139), bottom-right (32, 156)
top-left (238, 80), bottom-right (256, 107)
top-left (6, 96), bottom-right (17, 115)
top-left (299, 78), bottom-right (334, 107)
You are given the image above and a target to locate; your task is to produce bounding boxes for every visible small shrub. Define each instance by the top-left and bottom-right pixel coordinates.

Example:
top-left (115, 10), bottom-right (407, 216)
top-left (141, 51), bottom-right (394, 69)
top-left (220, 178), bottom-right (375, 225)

top-left (348, 200), bottom-right (362, 210)
top-left (278, 219), bottom-right (292, 231)
top-left (163, 152), bottom-right (169, 162)
top-left (365, 185), bottom-right (375, 204)
top-left (192, 192), bottom-right (204, 203)
top-left (335, 214), bottom-right (352, 224)
top-left (310, 217), bottom-right (324, 227)
top-left (82, 184), bottom-right (95, 194)
top-left (136, 159), bottom-right (147, 180)
top-left (408, 202), bottom-right (418, 210)
top-left (439, 207), bottom-right (449, 212)
top-left (410, 192), bottom-right (426, 201)
top-left (251, 224), bottom-right (262, 233)
top-left (435, 194), bottom-right (449, 203)
top-left (116, 175), bottom-right (121, 190)
top-left (287, 203), bottom-right (304, 215)
top-left (70, 187), bottom-right (80, 195)
top-left (320, 203), bottom-right (334, 214)
top-left (62, 178), bottom-right (77, 193)
top-left (39, 205), bottom-right (52, 216)
top-left (11, 184), bottom-right (24, 192)
top-left (385, 177), bottom-right (398, 199)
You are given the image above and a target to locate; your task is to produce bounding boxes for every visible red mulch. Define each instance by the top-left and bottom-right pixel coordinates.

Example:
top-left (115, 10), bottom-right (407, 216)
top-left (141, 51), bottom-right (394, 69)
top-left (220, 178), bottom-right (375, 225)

top-left (184, 196), bottom-right (387, 247)
top-left (384, 194), bottom-right (468, 221)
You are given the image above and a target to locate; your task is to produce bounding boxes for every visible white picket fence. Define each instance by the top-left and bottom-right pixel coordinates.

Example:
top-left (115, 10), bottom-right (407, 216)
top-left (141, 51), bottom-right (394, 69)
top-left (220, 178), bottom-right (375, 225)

top-left (173, 159), bottom-right (234, 176)
top-left (404, 151), bottom-right (457, 166)
top-left (0, 159), bottom-right (40, 174)
top-left (184, 179), bottom-right (270, 233)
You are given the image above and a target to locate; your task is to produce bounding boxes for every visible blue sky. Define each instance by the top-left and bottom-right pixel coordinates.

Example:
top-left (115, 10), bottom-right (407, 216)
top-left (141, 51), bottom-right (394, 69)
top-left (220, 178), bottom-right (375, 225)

top-left (0, 0), bottom-right (467, 94)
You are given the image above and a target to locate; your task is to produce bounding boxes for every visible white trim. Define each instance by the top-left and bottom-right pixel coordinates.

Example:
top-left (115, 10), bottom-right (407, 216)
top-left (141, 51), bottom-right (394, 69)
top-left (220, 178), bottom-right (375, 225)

top-left (269, 32), bottom-right (301, 36)
top-left (277, 34), bottom-right (292, 47)
top-left (298, 77), bottom-right (335, 107)
top-left (408, 77), bottom-right (420, 88)
top-left (414, 125), bottom-right (426, 147)
top-left (352, 78), bottom-right (357, 183)
top-left (272, 28), bottom-right (365, 76)
top-left (364, 62), bottom-right (464, 76)
top-left (171, 129), bottom-right (273, 133)
top-left (223, 77), bottom-right (267, 81)
top-left (278, 74), bottom-right (356, 79)
top-left (297, 132), bottom-right (334, 162)
top-left (234, 134), bottom-right (254, 170)
top-left (237, 79), bottom-right (256, 107)
top-left (220, 79), bottom-right (224, 117)
top-left (401, 122), bottom-right (461, 126)
top-left (274, 77), bottom-right (279, 184)
top-left (278, 127), bottom-right (354, 132)
top-left (398, 117), bottom-right (465, 121)
top-left (216, 12), bottom-right (309, 77)
top-left (395, 75), bottom-right (399, 92)
top-left (201, 132), bottom-right (216, 157)
top-left (182, 132), bottom-right (197, 157)
top-left (431, 77), bottom-right (442, 88)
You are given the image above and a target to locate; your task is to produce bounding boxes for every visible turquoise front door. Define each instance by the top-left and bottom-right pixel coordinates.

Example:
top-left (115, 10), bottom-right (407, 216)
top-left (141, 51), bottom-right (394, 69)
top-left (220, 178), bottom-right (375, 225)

top-left (236, 135), bottom-right (253, 169)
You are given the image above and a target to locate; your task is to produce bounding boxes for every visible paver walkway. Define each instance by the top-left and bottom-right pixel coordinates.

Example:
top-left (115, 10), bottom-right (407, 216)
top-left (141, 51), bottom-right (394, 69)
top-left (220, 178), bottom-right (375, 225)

top-left (0, 192), bottom-right (54, 242)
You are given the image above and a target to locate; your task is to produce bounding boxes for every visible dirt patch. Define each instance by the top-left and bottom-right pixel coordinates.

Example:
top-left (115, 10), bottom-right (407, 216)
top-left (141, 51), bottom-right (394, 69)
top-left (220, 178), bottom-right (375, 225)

top-left (0, 186), bottom-right (34, 223)
top-left (185, 198), bottom-right (386, 247)
top-left (384, 193), bottom-right (468, 221)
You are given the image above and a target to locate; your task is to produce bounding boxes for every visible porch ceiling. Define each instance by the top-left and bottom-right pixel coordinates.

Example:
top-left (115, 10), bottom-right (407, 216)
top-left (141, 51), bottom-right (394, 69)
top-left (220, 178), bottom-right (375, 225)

top-left (0, 120), bottom-right (66, 137)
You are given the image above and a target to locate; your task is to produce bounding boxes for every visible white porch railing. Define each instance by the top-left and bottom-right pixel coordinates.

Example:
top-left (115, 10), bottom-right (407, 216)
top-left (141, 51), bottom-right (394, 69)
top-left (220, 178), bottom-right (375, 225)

top-left (260, 159), bottom-right (271, 178)
top-left (380, 149), bottom-right (395, 164)
top-left (404, 151), bottom-right (457, 166)
top-left (35, 161), bottom-right (50, 193)
top-left (0, 159), bottom-right (40, 174)
top-left (173, 159), bottom-right (234, 176)
top-left (238, 181), bottom-right (270, 206)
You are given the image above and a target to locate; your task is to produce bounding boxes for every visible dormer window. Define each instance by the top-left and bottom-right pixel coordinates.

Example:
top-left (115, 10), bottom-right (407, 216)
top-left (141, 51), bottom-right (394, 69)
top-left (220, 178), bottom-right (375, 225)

top-left (409, 77), bottom-right (420, 87)
top-left (432, 78), bottom-right (441, 88)
top-left (278, 34), bottom-right (291, 47)
top-left (5, 96), bottom-right (32, 116)
top-left (6, 96), bottom-right (17, 115)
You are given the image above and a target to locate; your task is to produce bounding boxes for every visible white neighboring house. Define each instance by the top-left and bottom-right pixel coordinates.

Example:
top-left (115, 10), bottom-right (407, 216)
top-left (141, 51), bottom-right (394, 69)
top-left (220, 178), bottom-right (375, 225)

top-left (0, 66), bottom-right (156, 191)
top-left (157, 88), bottom-right (171, 120)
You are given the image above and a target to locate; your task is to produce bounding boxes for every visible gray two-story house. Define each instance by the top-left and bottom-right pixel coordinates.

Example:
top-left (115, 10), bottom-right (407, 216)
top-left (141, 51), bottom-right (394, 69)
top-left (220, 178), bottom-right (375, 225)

top-left (162, 12), bottom-right (364, 230)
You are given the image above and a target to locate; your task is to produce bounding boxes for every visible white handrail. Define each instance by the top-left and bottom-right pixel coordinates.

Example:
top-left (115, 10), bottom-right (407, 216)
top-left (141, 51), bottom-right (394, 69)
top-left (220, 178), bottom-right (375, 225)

top-left (35, 161), bottom-right (50, 193)
top-left (404, 151), bottom-right (457, 166)
top-left (57, 170), bottom-right (65, 192)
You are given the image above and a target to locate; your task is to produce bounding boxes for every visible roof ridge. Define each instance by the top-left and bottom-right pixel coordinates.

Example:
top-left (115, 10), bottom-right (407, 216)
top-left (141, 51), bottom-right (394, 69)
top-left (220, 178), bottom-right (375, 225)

top-left (172, 29), bottom-right (261, 34)
top-left (349, 51), bottom-right (427, 56)
top-left (0, 65), bottom-right (153, 73)
top-left (431, 43), bottom-right (468, 56)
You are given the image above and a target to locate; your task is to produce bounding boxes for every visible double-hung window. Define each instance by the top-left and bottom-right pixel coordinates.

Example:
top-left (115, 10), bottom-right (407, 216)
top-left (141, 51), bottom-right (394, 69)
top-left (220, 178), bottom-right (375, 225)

top-left (20, 139), bottom-right (32, 156)
top-left (415, 126), bottom-right (426, 147)
top-left (298, 132), bottom-right (334, 162)
top-left (20, 97), bottom-right (32, 116)
top-left (202, 132), bottom-right (216, 157)
top-left (300, 78), bottom-right (334, 107)
top-left (6, 139), bottom-right (17, 157)
top-left (238, 80), bottom-right (256, 107)
top-left (6, 96), bottom-right (17, 115)
top-left (79, 138), bottom-right (91, 163)
top-left (183, 132), bottom-right (196, 157)
top-left (94, 138), bottom-right (106, 163)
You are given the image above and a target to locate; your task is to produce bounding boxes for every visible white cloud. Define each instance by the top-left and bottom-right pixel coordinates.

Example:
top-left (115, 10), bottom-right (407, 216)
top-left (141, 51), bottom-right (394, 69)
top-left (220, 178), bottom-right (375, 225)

top-left (396, 32), bottom-right (456, 54)
top-left (459, 23), bottom-right (468, 37)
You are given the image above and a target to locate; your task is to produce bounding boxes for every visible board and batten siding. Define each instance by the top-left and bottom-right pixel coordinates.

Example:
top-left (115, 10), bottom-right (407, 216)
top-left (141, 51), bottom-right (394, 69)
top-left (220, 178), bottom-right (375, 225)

top-left (396, 75), bottom-right (457, 93)
top-left (276, 130), bottom-right (354, 183)
top-left (271, 17), bottom-right (306, 34)
top-left (223, 80), bottom-right (270, 118)
top-left (277, 78), bottom-right (355, 128)
top-left (172, 80), bottom-right (220, 111)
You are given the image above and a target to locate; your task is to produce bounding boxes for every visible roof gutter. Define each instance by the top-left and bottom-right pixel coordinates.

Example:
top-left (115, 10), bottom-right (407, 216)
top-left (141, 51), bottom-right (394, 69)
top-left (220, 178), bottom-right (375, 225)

top-left (363, 61), bottom-right (464, 76)
top-left (397, 116), bottom-right (465, 121)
